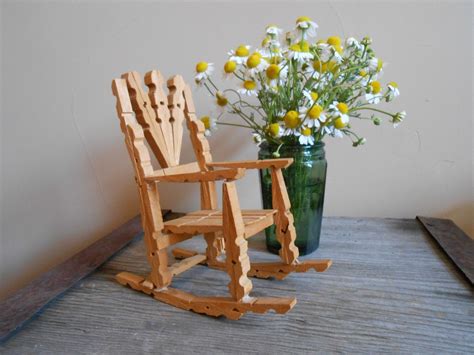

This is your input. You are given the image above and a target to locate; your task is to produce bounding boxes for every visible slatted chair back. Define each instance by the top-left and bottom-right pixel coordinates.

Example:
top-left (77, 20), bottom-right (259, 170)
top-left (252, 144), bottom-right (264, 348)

top-left (112, 70), bottom-right (219, 216)
top-left (119, 70), bottom-right (213, 170)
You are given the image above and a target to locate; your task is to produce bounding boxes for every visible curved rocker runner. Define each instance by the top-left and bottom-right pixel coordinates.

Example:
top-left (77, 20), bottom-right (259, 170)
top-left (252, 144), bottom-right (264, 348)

top-left (111, 70), bottom-right (332, 320)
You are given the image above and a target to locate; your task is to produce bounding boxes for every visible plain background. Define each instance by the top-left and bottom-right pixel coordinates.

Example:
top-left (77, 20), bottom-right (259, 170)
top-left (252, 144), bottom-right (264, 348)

top-left (1, 0), bottom-right (473, 299)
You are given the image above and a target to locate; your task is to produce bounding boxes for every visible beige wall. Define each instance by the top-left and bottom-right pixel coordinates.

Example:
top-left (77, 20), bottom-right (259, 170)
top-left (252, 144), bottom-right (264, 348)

top-left (1, 0), bottom-right (472, 299)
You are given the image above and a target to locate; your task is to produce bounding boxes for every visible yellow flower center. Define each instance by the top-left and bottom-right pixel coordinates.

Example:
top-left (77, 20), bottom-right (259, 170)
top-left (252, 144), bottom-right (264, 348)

top-left (308, 104), bottom-right (323, 119)
top-left (247, 53), bottom-right (261, 68)
top-left (370, 81), bottom-right (381, 94)
top-left (196, 62), bottom-right (208, 73)
top-left (328, 61), bottom-right (339, 73)
top-left (389, 81), bottom-right (398, 88)
top-left (243, 80), bottom-right (257, 90)
top-left (216, 93), bottom-right (228, 107)
top-left (261, 37), bottom-right (271, 47)
top-left (301, 127), bottom-right (312, 136)
top-left (359, 70), bottom-right (367, 77)
top-left (377, 58), bottom-right (384, 72)
top-left (310, 91), bottom-right (319, 101)
top-left (200, 116), bottom-right (210, 129)
top-left (235, 45), bottom-right (249, 57)
top-left (313, 60), bottom-right (328, 73)
top-left (289, 44), bottom-right (301, 52)
top-left (327, 36), bottom-right (342, 47)
top-left (224, 61), bottom-right (237, 73)
top-left (334, 45), bottom-right (343, 54)
top-left (334, 116), bottom-right (347, 129)
top-left (284, 110), bottom-right (300, 128)
top-left (268, 56), bottom-right (281, 65)
top-left (337, 102), bottom-right (349, 114)
top-left (299, 40), bottom-right (310, 52)
top-left (296, 16), bottom-right (311, 24)
top-left (266, 64), bottom-right (280, 79)
top-left (268, 123), bottom-right (280, 137)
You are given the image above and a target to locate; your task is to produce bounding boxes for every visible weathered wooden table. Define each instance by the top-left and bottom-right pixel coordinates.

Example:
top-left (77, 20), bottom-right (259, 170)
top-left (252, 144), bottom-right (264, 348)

top-left (1, 218), bottom-right (473, 353)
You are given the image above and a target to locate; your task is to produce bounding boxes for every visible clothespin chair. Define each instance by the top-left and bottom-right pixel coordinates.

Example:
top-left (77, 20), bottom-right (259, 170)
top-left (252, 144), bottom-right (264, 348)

top-left (111, 70), bottom-right (331, 319)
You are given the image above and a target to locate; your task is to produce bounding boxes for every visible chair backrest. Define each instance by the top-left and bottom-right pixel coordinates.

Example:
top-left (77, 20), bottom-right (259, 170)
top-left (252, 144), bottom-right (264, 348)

top-left (114, 70), bottom-right (213, 170)
top-left (111, 70), bottom-right (219, 222)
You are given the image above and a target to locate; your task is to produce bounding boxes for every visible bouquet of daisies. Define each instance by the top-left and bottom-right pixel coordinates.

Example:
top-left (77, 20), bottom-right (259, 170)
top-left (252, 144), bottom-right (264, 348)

top-left (194, 16), bottom-right (405, 154)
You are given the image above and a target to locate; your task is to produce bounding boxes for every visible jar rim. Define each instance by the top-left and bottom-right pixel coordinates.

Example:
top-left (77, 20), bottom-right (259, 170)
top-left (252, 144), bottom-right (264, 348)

top-left (259, 141), bottom-right (325, 151)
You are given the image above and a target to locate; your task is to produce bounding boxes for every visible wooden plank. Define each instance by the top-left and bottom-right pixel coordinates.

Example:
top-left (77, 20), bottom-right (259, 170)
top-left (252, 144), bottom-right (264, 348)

top-left (0, 210), bottom-right (170, 342)
top-left (1, 218), bottom-right (474, 353)
top-left (417, 216), bottom-right (474, 285)
top-left (145, 168), bottom-right (245, 183)
top-left (168, 254), bottom-right (207, 276)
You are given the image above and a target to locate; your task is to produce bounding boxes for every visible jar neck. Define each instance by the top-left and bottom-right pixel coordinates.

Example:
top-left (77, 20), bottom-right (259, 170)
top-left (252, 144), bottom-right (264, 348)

top-left (258, 141), bottom-right (326, 159)
top-left (260, 141), bottom-right (325, 153)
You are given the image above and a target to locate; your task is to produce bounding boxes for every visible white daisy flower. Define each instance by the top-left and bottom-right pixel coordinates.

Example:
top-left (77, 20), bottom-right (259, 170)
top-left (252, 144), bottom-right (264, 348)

top-left (328, 101), bottom-right (350, 123)
top-left (299, 104), bottom-right (326, 128)
top-left (228, 45), bottom-right (251, 65)
top-left (266, 25), bottom-right (283, 37)
top-left (332, 48), bottom-right (343, 64)
top-left (316, 43), bottom-right (332, 62)
top-left (288, 42), bottom-right (313, 63)
top-left (331, 127), bottom-right (345, 138)
top-left (365, 80), bottom-right (383, 104)
top-left (267, 123), bottom-right (284, 138)
top-left (238, 79), bottom-right (259, 96)
top-left (387, 82), bottom-right (400, 101)
top-left (368, 57), bottom-right (385, 74)
top-left (215, 92), bottom-right (228, 112)
top-left (365, 92), bottom-right (383, 104)
top-left (194, 62), bottom-right (214, 83)
top-left (200, 115), bottom-right (217, 137)
top-left (295, 16), bottom-right (318, 38)
top-left (282, 110), bottom-right (301, 136)
top-left (302, 90), bottom-right (318, 105)
top-left (391, 111), bottom-right (406, 127)
top-left (252, 133), bottom-right (265, 146)
top-left (345, 37), bottom-right (363, 51)
top-left (245, 52), bottom-right (269, 76)
top-left (296, 127), bottom-right (315, 145)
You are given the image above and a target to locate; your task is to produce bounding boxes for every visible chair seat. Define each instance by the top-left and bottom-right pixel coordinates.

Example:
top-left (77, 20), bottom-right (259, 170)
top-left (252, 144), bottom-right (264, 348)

top-left (163, 209), bottom-right (277, 237)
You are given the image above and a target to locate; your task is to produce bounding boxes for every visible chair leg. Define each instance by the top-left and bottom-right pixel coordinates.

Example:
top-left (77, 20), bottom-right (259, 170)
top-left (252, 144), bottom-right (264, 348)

top-left (222, 181), bottom-right (253, 301)
top-left (147, 247), bottom-right (172, 288)
top-left (271, 168), bottom-right (299, 265)
top-left (204, 232), bottom-right (225, 266)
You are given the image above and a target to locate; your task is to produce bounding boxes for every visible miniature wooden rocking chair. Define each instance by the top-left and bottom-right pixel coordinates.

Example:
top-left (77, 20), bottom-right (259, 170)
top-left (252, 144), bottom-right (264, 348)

top-left (111, 70), bottom-right (331, 319)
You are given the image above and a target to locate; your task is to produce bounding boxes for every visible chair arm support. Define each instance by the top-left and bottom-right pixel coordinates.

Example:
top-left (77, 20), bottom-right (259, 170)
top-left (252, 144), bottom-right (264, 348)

top-left (145, 168), bottom-right (246, 183)
top-left (207, 158), bottom-right (293, 170)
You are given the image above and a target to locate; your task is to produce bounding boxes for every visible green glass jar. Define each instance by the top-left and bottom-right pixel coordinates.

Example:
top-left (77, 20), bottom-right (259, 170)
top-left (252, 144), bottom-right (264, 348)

top-left (258, 142), bottom-right (327, 255)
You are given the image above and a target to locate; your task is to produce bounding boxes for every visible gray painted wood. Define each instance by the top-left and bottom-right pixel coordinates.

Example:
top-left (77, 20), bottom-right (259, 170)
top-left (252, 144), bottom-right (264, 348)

top-left (1, 218), bottom-right (473, 354)
top-left (417, 216), bottom-right (474, 284)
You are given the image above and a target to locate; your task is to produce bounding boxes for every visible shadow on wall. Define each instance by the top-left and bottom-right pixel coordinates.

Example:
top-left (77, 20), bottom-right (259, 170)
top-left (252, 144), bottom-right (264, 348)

top-left (439, 202), bottom-right (474, 239)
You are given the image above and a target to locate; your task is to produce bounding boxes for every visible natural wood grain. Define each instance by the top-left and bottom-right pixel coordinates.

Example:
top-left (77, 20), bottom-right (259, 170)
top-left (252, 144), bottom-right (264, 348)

top-left (271, 168), bottom-right (299, 264)
top-left (122, 71), bottom-right (171, 168)
top-left (417, 216), bottom-right (474, 284)
top-left (111, 70), bottom-right (328, 319)
top-left (207, 158), bottom-right (294, 170)
top-left (0, 211), bottom-right (165, 342)
top-left (145, 168), bottom-right (245, 183)
top-left (115, 272), bottom-right (295, 320)
top-left (163, 209), bottom-right (276, 235)
top-left (1, 218), bottom-right (473, 353)
top-left (144, 70), bottom-right (176, 165)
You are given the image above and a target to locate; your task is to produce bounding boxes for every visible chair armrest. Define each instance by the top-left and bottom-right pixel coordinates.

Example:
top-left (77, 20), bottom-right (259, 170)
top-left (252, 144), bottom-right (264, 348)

top-left (207, 158), bottom-right (293, 170)
top-left (145, 168), bottom-right (246, 183)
